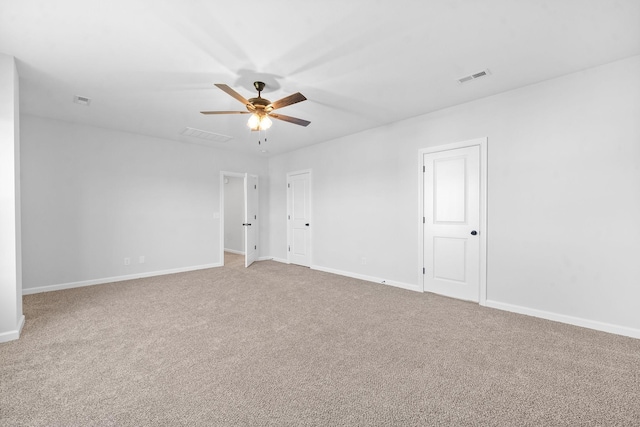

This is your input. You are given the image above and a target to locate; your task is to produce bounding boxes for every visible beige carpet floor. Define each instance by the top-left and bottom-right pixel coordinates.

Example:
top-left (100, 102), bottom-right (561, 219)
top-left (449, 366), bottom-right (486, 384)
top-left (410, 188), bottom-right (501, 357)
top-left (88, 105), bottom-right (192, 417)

top-left (1, 253), bottom-right (639, 426)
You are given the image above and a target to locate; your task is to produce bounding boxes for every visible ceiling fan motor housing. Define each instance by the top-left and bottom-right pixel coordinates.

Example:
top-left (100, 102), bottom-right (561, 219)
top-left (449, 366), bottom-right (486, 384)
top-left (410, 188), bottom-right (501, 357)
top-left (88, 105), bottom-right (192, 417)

top-left (248, 97), bottom-right (272, 113)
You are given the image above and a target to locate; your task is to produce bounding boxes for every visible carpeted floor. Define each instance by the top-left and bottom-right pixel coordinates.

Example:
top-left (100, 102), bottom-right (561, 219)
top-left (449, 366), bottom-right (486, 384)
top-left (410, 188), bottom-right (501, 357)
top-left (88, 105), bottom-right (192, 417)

top-left (1, 253), bottom-right (639, 426)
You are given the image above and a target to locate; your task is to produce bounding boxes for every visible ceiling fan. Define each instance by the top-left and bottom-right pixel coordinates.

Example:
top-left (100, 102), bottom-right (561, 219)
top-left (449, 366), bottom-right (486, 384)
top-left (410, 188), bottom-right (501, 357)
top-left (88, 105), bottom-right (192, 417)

top-left (201, 81), bottom-right (310, 131)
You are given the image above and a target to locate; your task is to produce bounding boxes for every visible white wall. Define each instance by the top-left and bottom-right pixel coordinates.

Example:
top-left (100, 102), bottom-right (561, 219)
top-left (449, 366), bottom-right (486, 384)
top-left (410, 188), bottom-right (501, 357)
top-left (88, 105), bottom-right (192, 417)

top-left (267, 55), bottom-right (640, 336)
top-left (0, 53), bottom-right (23, 343)
top-left (224, 176), bottom-right (245, 253)
top-left (20, 115), bottom-right (268, 292)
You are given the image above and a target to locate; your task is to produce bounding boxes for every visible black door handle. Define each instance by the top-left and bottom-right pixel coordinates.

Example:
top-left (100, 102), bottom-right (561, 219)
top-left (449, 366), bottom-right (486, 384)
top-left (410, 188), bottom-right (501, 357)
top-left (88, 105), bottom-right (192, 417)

top-left (470, 230), bottom-right (477, 235)
top-left (305, 223), bottom-right (310, 226)
top-left (242, 223), bottom-right (252, 226)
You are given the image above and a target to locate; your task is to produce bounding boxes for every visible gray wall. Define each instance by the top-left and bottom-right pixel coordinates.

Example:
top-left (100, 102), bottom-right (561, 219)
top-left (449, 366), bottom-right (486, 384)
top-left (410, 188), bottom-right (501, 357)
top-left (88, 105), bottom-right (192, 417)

top-left (267, 55), bottom-right (640, 335)
top-left (20, 115), bottom-right (268, 290)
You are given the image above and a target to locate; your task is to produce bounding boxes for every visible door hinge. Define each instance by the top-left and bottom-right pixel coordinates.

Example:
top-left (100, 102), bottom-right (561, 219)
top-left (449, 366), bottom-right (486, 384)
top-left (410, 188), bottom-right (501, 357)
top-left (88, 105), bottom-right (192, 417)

top-left (288, 245), bottom-right (291, 252)
top-left (423, 165), bottom-right (425, 173)
top-left (254, 214), bottom-right (256, 219)
top-left (422, 267), bottom-right (425, 274)
top-left (423, 217), bottom-right (425, 224)
top-left (255, 245), bottom-right (257, 250)
top-left (288, 183), bottom-right (290, 188)
top-left (254, 185), bottom-right (257, 189)
top-left (288, 215), bottom-right (290, 220)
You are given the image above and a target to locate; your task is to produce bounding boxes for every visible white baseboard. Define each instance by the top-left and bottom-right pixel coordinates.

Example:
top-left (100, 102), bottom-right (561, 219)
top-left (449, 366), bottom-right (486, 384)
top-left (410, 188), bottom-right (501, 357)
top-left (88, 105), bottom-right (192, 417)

top-left (22, 263), bottom-right (222, 295)
top-left (310, 265), bottom-right (421, 293)
top-left (0, 315), bottom-right (25, 343)
top-left (224, 248), bottom-right (245, 255)
top-left (484, 300), bottom-right (640, 340)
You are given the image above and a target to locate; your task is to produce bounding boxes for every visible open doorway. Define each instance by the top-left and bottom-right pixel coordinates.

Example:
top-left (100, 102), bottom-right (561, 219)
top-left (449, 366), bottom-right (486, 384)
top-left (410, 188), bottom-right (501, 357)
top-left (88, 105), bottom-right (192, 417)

top-left (223, 176), bottom-right (245, 256)
top-left (220, 172), bottom-right (259, 268)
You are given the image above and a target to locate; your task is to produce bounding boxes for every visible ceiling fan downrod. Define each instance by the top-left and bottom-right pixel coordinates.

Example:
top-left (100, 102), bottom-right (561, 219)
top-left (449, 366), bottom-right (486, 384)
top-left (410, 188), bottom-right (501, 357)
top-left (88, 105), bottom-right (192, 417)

top-left (253, 81), bottom-right (266, 97)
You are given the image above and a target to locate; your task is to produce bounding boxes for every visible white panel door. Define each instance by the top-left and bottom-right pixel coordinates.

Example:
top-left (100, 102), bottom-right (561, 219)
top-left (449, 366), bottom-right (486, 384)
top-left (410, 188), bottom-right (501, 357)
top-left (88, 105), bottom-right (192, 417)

top-left (287, 171), bottom-right (311, 267)
top-left (424, 146), bottom-right (480, 302)
top-left (244, 174), bottom-right (258, 268)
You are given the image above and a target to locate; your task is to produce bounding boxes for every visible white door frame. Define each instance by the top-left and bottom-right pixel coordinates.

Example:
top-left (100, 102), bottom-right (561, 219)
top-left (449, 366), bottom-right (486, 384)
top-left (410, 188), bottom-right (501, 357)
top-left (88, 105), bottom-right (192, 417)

top-left (419, 138), bottom-right (488, 305)
top-left (219, 171), bottom-right (246, 266)
top-left (286, 169), bottom-right (312, 265)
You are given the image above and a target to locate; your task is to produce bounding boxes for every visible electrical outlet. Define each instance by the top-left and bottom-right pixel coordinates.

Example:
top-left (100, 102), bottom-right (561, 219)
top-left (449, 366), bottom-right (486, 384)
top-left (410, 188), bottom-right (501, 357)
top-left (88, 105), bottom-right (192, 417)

top-left (124, 257), bottom-right (131, 266)
top-left (139, 256), bottom-right (145, 264)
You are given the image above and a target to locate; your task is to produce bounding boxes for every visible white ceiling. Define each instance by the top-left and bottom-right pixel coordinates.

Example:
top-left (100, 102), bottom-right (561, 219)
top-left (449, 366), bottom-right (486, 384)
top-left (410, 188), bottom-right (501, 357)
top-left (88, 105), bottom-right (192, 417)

top-left (2, 0), bottom-right (639, 156)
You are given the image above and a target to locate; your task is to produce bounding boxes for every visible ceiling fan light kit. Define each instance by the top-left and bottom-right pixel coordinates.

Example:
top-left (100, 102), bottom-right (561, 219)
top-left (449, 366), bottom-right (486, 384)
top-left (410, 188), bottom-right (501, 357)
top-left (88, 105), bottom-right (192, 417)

top-left (201, 81), bottom-right (310, 144)
top-left (247, 113), bottom-right (272, 131)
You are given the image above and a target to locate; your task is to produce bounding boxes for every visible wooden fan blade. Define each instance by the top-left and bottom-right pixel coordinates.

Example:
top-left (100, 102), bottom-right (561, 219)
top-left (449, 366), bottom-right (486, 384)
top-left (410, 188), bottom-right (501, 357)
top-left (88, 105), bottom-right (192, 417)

top-left (270, 113), bottom-right (311, 127)
top-left (214, 84), bottom-right (251, 106)
top-left (200, 111), bottom-right (250, 115)
top-left (270, 92), bottom-right (307, 110)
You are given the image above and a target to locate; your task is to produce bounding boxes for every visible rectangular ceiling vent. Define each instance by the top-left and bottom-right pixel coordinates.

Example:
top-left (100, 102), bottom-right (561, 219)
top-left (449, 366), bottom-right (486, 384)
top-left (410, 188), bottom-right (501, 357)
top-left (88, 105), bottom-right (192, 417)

top-left (457, 69), bottom-right (491, 84)
top-left (73, 95), bottom-right (91, 106)
top-left (180, 127), bottom-right (233, 144)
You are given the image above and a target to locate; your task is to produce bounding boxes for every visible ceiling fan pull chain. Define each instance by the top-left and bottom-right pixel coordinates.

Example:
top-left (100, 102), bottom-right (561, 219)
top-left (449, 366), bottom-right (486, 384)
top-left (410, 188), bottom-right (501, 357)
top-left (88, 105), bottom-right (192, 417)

top-left (257, 129), bottom-right (268, 145)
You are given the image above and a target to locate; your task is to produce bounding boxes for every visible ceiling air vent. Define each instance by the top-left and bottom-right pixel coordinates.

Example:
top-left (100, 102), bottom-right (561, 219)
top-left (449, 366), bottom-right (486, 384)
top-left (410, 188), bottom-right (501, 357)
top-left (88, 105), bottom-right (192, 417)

top-left (457, 69), bottom-right (491, 84)
top-left (73, 95), bottom-right (91, 106)
top-left (180, 127), bottom-right (233, 144)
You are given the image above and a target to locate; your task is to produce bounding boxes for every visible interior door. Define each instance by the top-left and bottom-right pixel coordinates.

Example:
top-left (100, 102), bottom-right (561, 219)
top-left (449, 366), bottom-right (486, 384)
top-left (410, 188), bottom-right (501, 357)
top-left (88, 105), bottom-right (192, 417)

top-left (244, 174), bottom-right (258, 268)
top-left (287, 171), bottom-right (311, 266)
top-left (423, 145), bottom-right (480, 302)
